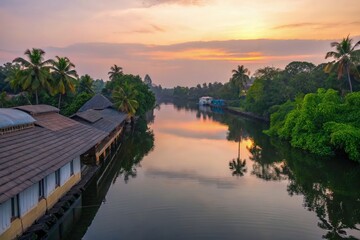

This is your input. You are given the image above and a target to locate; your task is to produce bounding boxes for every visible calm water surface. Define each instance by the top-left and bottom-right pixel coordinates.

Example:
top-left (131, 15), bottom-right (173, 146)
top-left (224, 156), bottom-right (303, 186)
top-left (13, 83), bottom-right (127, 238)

top-left (68, 102), bottom-right (360, 240)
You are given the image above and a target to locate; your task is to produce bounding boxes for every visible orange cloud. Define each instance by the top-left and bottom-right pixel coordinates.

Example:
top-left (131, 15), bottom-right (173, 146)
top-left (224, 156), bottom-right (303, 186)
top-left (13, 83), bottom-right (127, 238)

top-left (139, 48), bottom-right (266, 61)
top-left (137, 48), bottom-right (316, 62)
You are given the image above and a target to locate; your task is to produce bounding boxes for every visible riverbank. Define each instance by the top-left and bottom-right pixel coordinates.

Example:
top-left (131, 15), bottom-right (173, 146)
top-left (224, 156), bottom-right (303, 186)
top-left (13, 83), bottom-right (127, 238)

top-left (225, 106), bottom-right (269, 122)
top-left (67, 103), bottom-right (360, 239)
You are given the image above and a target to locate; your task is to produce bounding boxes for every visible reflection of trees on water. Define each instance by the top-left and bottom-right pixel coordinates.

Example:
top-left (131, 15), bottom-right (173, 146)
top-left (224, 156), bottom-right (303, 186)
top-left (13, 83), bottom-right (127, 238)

top-left (112, 117), bottom-right (155, 183)
top-left (170, 100), bottom-right (360, 239)
top-left (248, 143), bottom-right (286, 181)
top-left (67, 117), bottom-right (155, 239)
top-left (229, 158), bottom-right (247, 177)
top-left (272, 141), bottom-right (360, 239)
top-left (228, 128), bottom-right (247, 177)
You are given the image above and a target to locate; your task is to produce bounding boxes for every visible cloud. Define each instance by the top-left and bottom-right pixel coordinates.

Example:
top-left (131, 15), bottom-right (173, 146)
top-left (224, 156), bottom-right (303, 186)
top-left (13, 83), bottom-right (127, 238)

top-left (273, 21), bottom-right (360, 30)
top-left (114, 24), bottom-right (166, 34)
top-left (273, 22), bottom-right (319, 29)
top-left (2, 36), bottom-right (359, 87)
top-left (140, 0), bottom-right (210, 7)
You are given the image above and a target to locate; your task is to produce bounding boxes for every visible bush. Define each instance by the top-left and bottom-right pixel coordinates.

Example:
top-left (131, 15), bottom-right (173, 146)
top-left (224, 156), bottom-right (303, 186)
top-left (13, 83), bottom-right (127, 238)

top-left (266, 89), bottom-right (360, 161)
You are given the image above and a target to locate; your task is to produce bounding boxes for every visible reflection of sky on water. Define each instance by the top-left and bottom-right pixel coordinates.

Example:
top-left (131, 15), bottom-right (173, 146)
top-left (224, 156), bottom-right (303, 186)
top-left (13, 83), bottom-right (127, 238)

top-left (80, 103), bottom-right (360, 240)
top-left (145, 168), bottom-right (238, 189)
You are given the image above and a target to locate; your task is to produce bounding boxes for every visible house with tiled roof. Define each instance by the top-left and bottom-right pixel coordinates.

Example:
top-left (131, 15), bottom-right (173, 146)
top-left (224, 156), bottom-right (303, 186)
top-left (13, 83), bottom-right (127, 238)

top-left (0, 105), bottom-right (107, 240)
top-left (71, 94), bottom-right (128, 163)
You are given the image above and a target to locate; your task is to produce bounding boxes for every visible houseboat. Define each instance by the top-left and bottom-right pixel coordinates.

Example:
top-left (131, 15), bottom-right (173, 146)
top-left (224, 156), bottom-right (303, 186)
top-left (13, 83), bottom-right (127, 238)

top-left (0, 105), bottom-right (108, 240)
top-left (71, 94), bottom-right (128, 165)
top-left (199, 96), bottom-right (213, 105)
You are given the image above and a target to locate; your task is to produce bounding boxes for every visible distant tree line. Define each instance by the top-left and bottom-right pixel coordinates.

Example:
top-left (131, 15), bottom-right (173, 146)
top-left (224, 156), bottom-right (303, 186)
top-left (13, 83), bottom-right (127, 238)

top-left (154, 36), bottom-right (360, 162)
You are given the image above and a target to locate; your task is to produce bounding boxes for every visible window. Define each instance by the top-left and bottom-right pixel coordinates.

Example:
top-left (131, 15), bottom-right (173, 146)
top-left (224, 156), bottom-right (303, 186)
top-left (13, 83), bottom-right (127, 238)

top-left (70, 160), bottom-right (74, 176)
top-left (39, 179), bottom-right (45, 199)
top-left (0, 200), bottom-right (11, 233)
top-left (19, 184), bottom-right (39, 216)
top-left (55, 170), bottom-right (61, 187)
top-left (11, 195), bottom-right (19, 219)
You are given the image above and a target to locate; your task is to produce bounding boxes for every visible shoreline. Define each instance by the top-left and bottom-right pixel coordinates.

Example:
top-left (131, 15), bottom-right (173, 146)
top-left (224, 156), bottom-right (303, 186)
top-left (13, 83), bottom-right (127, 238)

top-left (225, 107), bottom-right (269, 122)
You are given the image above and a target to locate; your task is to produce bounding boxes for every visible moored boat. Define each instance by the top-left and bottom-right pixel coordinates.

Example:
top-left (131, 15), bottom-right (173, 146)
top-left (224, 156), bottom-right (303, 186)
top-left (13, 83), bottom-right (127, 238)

top-left (199, 96), bottom-right (213, 105)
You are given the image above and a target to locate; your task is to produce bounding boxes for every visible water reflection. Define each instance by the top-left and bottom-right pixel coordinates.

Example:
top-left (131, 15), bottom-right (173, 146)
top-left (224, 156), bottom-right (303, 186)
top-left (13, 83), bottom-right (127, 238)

top-left (229, 158), bottom-right (247, 177)
top-left (171, 100), bottom-right (360, 239)
top-left (67, 118), bottom-right (154, 239)
top-left (67, 101), bottom-right (360, 240)
top-left (113, 120), bottom-right (154, 183)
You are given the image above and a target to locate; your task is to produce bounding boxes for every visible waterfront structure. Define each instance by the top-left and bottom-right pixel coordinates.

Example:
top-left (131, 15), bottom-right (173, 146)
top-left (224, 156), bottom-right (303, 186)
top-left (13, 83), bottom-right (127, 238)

top-left (71, 94), bottom-right (128, 163)
top-left (199, 96), bottom-right (213, 105)
top-left (210, 99), bottom-right (226, 108)
top-left (0, 105), bottom-right (107, 240)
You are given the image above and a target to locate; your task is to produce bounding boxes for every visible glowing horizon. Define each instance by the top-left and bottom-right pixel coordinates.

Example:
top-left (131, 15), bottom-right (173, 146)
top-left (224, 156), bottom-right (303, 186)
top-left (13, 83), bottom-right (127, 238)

top-left (0, 0), bottom-right (359, 86)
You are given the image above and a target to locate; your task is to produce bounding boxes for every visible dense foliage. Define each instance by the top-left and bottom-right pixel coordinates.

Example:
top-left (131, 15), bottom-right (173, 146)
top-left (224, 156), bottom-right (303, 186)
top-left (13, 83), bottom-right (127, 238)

top-left (102, 74), bottom-right (155, 116)
top-left (244, 63), bottom-right (347, 118)
top-left (266, 89), bottom-right (360, 161)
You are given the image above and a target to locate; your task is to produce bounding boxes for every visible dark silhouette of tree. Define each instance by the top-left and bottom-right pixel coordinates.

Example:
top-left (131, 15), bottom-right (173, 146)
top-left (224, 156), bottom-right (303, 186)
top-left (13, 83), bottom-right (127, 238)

top-left (325, 36), bottom-right (360, 92)
top-left (12, 48), bottom-right (52, 104)
top-left (108, 64), bottom-right (123, 80)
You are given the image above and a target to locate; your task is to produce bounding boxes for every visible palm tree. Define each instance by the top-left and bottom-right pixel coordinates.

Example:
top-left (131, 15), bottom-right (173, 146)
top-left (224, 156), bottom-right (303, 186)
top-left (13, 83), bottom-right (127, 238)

top-left (108, 64), bottom-right (123, 80)
top-left (5, 64), bottom-right (23, 91)
top-left (77, 74), bottom-right (94, 94)
top-left (229, 128), bottom-right (247, 177)
top-left (325, 36), bottom-right (360, 92)
top-left (231, 65), bottom-right (250, 97)
top-left (12, 48), bottom-right (52, 104)
top-left (229, 158), bottom-right (247, 177)
top-left (49, 56), bottom-right (78, 109)
top-left (112, 83), bottom-right (139, 121)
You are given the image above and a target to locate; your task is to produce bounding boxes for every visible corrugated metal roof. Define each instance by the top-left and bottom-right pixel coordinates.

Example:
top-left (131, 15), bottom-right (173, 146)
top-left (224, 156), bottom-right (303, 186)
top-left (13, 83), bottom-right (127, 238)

top-left (78, 94), bottom-right (113, 112)
top-left (0, 109), bottom-right (36, 129)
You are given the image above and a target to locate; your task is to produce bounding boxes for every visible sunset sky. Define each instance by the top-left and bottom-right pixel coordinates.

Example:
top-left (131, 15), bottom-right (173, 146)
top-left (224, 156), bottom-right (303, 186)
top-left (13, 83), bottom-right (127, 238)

top-left (1, 0), bottom-right (359, 87)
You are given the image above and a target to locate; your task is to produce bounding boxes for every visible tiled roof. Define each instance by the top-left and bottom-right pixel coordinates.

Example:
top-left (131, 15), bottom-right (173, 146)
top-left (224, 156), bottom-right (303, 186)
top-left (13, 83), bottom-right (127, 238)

top-left (73, 109), bottom-right (102, 123)
top-left (0, 107), bottom-right (108, 204)
top-left (78, 94), bottom-right (113, 112)
top-left (72, 108), bottom-right (127, 133)
top-left (15, 104), bottom-right (59, 115)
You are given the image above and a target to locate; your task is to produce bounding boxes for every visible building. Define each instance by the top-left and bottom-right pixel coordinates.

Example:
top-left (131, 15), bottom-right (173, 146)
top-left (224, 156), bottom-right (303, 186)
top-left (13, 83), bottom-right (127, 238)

top-left (0, 105), bottom-right (107, 240)
top-left (71, 94), bottom-right (128, 163)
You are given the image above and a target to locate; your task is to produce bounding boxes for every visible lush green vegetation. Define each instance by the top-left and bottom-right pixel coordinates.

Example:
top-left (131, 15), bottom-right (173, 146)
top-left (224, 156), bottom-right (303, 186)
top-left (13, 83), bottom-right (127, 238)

top-left (264, 37), bottom-right (360, 162)
top-left (266, 89), bottom-right (360, 161)
top-left (0, 48), bottom-right (155, 117)
top-left (154, 36), bottom-right (360, 162)
top-left (102, 73), bottom-right (155, 116)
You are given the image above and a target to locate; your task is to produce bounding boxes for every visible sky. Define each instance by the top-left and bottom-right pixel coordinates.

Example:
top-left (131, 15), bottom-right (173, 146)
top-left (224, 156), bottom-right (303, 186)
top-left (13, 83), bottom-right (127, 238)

top-left (0, 0), bottom-right (359, 87)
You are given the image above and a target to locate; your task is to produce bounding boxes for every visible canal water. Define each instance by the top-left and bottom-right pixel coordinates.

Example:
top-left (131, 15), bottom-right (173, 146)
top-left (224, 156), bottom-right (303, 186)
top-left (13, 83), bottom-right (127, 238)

top-left (67, 102), bottom-right (360, 240)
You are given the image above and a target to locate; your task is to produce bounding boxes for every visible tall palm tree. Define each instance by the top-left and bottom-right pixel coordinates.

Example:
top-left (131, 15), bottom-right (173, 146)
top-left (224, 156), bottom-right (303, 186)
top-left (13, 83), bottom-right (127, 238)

top-left (108, 64), bottom-right (123, 80)
top-left (77, 74), bottom-right (94, 94)
top-left (229, 128), bottom-right (247, 177)
top-left (112, 83), bottom-right (139, 120)
top-left (231, 65), bottom-right (250, 97)
top-left (49, 56), bottom-right (78, 109)
top-left (229, 158), bottom-right (247, 177)
top-left (12, 48), bottom-right (52, 104)
top-left (325, 36), bottom-right (360, 92)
